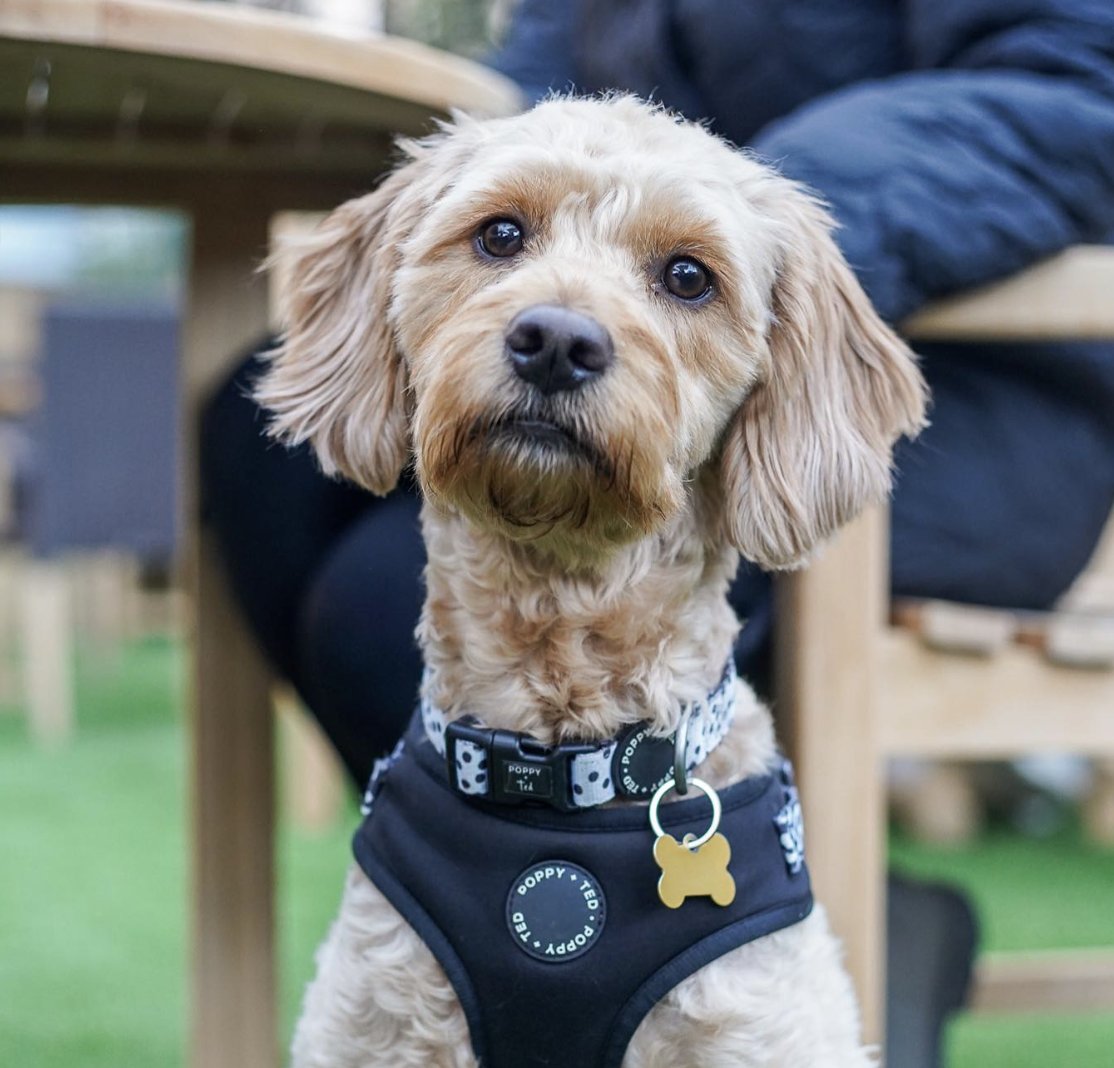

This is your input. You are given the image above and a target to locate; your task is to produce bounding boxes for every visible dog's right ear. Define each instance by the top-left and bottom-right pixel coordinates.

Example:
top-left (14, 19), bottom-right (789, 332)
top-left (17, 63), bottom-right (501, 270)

top-left (256, 159), bottom-right (429, 495)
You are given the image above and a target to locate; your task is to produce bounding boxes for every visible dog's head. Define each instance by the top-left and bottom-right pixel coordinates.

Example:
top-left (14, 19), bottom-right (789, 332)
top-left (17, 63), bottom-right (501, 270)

top-left (259, 96), bottom-right (926, 568)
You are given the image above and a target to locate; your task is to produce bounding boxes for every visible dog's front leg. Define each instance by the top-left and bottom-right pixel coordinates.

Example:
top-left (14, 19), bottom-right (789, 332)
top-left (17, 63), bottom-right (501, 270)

top-left (292, 866), bottom-right (475, 1068)
top-left (624, 909), bottom-right (875, 1068)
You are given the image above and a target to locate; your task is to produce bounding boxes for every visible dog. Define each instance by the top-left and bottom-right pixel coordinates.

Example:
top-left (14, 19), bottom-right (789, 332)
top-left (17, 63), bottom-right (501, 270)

top-left (259, 95), bottom-right (926, 1068)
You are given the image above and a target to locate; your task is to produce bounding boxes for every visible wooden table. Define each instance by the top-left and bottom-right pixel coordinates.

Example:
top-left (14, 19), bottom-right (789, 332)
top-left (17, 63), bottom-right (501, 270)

top-left (0, 3), bottom-right (519, 1064)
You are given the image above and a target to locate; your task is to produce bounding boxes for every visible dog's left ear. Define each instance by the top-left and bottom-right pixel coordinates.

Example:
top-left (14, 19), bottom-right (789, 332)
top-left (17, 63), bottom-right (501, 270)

top-left (720, 191), bottom-right (927, 569)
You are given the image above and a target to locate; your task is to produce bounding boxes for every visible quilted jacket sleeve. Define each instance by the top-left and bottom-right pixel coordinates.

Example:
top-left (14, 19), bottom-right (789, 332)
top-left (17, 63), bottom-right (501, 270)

top-left (750, 0), bottom-right (1114, 322)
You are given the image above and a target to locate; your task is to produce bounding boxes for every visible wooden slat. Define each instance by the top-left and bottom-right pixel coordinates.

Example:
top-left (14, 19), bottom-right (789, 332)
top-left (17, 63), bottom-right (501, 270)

top-left (20, 559), bottom-right (75, 744)
top-left (1084, 759), bottom-right (1114, 846)
top-left (892, 598), bottom-right (1114, 668)
top-left (775, 506), bottom-right (887, 1044)
top-left (972, 949), bottom-right (1114, 1015)
top-left (881, 630), bottom-right (1114, 758)
top-left (902, 247), bottom-right (1114, 342)
top-left (892, 600), bottom-right (1017, 656)
top-left (1043, 613), bottom-right (1114, 669)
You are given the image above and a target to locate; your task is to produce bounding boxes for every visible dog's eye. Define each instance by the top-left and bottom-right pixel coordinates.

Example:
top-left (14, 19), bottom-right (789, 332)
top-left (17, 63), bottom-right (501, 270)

top-left (477, 218), bottom-right (524, 258)
top-left (662, 257), bottom-right (712, 301)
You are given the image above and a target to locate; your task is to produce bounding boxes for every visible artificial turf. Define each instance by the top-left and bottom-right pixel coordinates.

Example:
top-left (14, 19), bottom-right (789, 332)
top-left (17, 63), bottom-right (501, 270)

top-left (0, 637), bottom-right (349, 1068)
top-left (0, 636), bottom-right (1111, 1066)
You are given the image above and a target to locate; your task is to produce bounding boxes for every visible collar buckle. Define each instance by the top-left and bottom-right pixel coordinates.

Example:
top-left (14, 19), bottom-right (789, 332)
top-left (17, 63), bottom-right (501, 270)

top-left (444, 718), bottom-right (597, 812)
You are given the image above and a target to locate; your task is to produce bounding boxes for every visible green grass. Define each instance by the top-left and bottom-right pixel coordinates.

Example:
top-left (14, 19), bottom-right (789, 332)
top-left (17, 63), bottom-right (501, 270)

top-left (893, 827), bottom-right (1114, 1064)
top-left (0, 638), bottom-right (351, 1068)
top-left (892, 823), bottom-right (1114, 954)
top-left (1, 637), bottom-right (1112, 1065)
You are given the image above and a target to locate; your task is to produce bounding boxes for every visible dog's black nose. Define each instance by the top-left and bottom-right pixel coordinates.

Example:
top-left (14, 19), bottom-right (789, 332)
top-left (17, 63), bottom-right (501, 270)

top-left (505, 305), bottom-right (614, 395)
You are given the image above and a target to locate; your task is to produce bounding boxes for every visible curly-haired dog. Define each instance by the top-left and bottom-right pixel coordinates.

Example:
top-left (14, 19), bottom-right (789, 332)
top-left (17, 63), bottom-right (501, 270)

top-left (260, 95), bottom-right (926, 1068)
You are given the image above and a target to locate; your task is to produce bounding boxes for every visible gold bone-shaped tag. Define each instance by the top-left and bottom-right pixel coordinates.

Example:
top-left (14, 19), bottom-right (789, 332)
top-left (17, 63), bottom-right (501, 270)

top-left (654, 831), bottom-right (736, 908)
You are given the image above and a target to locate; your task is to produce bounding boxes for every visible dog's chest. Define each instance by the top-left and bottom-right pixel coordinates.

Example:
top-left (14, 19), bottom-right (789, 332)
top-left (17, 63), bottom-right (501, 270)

top-left (353, 720), bottom-right (812, 1068)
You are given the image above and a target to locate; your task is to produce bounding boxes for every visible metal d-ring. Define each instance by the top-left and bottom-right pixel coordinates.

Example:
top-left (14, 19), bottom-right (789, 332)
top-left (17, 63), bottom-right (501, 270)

top-left (648, 777), bottom-right (722, 850)
top-left (673, 707), bottom-right (691, 795)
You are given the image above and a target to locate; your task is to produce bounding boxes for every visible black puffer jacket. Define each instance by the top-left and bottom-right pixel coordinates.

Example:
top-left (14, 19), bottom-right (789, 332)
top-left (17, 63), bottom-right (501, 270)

top-left (493, 0), bottom-right (1114, 608)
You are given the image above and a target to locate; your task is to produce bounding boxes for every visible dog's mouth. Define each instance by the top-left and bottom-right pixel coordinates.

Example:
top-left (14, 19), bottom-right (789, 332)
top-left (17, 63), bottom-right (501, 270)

top-left (478, 413), bottom-right (613, 478)
top-left (492, 417), bottom-right (581, 453)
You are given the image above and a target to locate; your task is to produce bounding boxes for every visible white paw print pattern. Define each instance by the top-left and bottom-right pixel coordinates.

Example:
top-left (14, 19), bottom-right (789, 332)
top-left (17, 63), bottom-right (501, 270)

top-left (360, 739), bottom-right (406, 816)
top-left (360, 784), bottom-right (375, 816)
top-left (775, 786), bottom-right (806, 875)
top-left (453, 739), bottom-right (490, 796)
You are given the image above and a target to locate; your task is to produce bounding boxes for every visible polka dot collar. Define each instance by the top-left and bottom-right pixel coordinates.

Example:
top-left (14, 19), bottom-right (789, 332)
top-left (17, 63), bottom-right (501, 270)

top-left (418, 660), bottom-right (738, 811)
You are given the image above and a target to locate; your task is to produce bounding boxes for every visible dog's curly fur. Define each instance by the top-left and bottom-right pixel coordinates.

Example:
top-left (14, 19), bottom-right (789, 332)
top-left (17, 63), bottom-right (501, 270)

top-left (259, 95), bottom-right (927, 1067)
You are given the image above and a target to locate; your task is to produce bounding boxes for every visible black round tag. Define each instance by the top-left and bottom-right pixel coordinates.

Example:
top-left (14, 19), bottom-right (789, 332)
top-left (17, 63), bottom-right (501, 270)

top-left (614, 724), bottom-right (674, 797)
top-left (506, 860), bottom-right (606, 963)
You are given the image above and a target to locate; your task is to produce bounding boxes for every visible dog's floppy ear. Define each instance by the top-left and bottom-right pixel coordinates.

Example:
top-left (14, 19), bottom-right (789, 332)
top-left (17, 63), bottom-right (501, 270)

top-left (257, 157), bottom-right (430, 495)
top-left (720, 191), bottom-right (927, 569)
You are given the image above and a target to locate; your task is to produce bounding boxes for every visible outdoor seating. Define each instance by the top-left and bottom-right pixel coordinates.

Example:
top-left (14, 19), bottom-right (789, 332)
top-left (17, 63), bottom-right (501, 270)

top-left (779, 244), bottom-right (1114, 1047)
top-left (4, 2), bottom-right (1112, 1063)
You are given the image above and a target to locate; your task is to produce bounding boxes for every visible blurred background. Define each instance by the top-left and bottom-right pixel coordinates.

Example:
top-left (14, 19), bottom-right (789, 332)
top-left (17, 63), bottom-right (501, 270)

top-left (1, 2), bottom-right (1112, 1067)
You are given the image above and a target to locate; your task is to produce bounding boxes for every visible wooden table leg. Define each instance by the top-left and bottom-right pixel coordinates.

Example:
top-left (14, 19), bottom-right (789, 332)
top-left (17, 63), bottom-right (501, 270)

top-left (21, 556), bottom-right (76, 744)
top-left (774, 505), bottom-right (887, 1046)
top-left (184, 200), bottom-right (276, 1068)
top-left (277, 685), bottom-right (345, 833)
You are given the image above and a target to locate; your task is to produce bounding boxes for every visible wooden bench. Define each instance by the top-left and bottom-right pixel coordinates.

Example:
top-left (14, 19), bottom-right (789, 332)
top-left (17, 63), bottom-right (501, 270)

top-left (779, 245), bottom-right (1114, 1045)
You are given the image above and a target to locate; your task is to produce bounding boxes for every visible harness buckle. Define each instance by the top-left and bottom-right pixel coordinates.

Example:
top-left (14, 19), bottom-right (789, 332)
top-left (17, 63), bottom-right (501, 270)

top-left (444, 718), bottom-right (596, 812)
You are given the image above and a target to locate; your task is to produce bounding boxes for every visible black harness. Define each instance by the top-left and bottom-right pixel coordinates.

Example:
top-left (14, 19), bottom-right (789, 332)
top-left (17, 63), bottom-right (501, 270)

top-left (353, 713), bottom-right (813, 1068)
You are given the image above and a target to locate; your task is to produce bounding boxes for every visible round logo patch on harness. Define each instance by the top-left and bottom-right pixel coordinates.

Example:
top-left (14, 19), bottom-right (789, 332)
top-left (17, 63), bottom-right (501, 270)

top-left (506, 860), bottom-right (606, 963)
